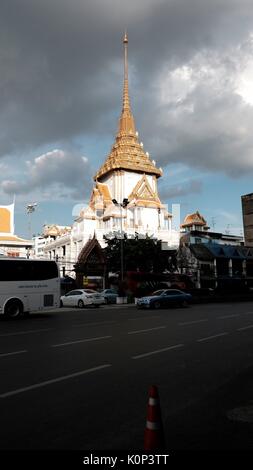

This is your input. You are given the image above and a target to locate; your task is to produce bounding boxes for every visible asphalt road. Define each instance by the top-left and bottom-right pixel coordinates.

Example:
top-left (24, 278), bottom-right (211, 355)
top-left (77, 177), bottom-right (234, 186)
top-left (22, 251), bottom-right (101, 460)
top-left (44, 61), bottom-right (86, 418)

top-left (1, 301), bottom-right (253, 452)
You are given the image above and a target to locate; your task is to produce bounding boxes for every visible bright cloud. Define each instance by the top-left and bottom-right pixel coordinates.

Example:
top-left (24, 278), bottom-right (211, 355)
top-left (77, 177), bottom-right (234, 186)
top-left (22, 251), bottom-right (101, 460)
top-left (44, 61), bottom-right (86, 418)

top-left (1, 149), bottom-right (92, 200)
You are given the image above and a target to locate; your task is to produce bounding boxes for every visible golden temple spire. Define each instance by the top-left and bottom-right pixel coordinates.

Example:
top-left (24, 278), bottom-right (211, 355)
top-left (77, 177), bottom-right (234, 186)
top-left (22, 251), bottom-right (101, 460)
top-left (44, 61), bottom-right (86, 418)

top-left (118, 32), bottom-right (136, 135)
top-left (93, 34), bottom-right (162, 181)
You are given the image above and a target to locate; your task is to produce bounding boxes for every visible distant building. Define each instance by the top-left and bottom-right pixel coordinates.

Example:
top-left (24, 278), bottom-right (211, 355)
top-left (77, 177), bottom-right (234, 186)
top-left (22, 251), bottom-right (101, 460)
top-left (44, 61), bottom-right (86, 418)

top-left (42, 224), bottom-right (72, 276)
top-left (178, 210), bottom-right (250, 288)
top-left (181, 211), bottom-right (209, 232)
top-left (241, 193), bottom-right (253, 247)
top-left (0, 203), bottom-right (32, 257)
top-left (32, 236), bottom-right (47, 259)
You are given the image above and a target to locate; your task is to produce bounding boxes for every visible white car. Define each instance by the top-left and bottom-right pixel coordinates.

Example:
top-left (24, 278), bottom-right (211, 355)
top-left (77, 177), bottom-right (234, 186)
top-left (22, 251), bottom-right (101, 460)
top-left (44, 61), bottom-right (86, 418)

top-left (60, 289), bottom-right (105, 308)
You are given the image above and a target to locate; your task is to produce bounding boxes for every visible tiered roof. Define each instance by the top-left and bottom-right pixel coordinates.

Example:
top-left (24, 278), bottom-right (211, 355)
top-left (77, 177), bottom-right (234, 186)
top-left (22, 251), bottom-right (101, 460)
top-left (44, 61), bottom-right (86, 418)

top-left (94, 34), bottom-right (162, 181)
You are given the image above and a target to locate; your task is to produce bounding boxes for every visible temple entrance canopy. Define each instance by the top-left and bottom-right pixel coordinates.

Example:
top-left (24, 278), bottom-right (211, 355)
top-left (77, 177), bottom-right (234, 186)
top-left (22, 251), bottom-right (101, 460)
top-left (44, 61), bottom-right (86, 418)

top-left (74, 235), bottom-right (106, 289)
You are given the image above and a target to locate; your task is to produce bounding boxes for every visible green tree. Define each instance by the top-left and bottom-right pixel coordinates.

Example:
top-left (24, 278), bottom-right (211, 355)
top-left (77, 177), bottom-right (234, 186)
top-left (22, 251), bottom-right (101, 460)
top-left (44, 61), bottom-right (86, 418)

top-left (103, 233), bottom-right (176, 275)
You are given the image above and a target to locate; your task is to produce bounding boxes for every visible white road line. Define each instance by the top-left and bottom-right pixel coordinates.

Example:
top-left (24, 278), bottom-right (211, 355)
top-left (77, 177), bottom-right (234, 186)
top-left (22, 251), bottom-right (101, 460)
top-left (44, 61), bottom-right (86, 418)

top-left (127, 316), bottom-right (161, 321)
top-left (128, 326), bottom-right (166, 335)
top-left (237, 324), bottom-right (253, 331)
top-left (132, 344), bottom-right (184, 360)
top-left (51, 335), bottom-right (112, 348)
top-left (0, 328), bottom-right (53, 337)
top-left (0, 350), bottom-right (27, 358)
top-left (0, 364), bottom-right (112, 399)
top-left (243, 312), bottom-right (253, 315)
top-left (178, 319), bottom-right (208, 326)
top-left (197, 332), bottom-right (228, 342)
top-left (217, 314), bottom-right (240, 320)
top-left (72, 321), bottom-right (116, 328)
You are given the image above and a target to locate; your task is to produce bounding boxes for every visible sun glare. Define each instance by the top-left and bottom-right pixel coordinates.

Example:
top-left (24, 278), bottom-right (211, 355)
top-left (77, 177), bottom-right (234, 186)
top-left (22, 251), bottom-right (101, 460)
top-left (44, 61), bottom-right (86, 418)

top-left (237, 62), bottom-right (253, 105)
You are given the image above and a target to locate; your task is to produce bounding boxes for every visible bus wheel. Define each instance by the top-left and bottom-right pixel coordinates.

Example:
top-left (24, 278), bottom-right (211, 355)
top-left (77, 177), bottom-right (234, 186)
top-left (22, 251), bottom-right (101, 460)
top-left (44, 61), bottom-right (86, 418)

top-left (4, 300), bottom-right (23, 319)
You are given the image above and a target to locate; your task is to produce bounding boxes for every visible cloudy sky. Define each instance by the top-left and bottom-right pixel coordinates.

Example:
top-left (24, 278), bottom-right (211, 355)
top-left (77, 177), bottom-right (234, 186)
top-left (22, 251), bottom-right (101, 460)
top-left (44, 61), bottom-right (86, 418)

top-left (1, 0), bottom-right (253, 237)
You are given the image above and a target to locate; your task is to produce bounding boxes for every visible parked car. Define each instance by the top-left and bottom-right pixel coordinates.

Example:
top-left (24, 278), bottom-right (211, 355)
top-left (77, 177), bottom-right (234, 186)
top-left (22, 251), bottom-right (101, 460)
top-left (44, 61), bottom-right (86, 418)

top-left (100, 289), bottom-right (118, 304)
top-left (187, 288), bottom-right (214, 297)
top-left (60, 289), bottom-right (105, 308)
top-left (137, 289), bottom-right (192, 309)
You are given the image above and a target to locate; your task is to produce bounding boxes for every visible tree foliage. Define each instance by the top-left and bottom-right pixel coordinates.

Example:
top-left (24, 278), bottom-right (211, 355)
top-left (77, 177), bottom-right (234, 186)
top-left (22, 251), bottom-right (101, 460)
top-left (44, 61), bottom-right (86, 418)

top-left (103, 233), bottom-right (177, 274)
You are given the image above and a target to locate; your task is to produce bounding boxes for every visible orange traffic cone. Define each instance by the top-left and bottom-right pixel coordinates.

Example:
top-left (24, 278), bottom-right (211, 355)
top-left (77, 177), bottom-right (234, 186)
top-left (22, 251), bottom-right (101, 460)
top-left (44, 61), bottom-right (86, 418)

top-left (144, 385), bottom-right (165, 450)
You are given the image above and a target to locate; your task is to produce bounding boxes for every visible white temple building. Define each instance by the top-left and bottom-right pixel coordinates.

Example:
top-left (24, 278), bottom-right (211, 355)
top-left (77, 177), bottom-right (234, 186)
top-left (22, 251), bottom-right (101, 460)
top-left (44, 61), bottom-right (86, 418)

top-left (43, 34), bottom-right (179, 276)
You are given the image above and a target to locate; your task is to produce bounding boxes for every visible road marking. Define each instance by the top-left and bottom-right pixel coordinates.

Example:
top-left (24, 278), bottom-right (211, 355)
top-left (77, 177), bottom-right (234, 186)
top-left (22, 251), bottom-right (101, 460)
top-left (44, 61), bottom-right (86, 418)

top-left (178, 319), bottom-right (208, 326)
top-left (0, 328), bottom-right (53, 337)
top-left (0, 350), bottom-right (27, 358)
top-left (237, 324), bottom-right (253, 331)
top-left (0, 364), bottom-right (112, 399)
top-left (72, 321), bottom-right (116, 328)
top-left (217, 314), bottom-right (240, 320)
top-left (127, 316), bottom-right (161, 321)
top-left (197, 332), bottom-right (228, 342)
top-left (132, 344), bottom-right (184, 359)
top-left (51, 335), bottom-right (112, 348)
top-left (243, 312), bottom-right (253, 315)
top-left (128, 326), bottom-right (166, 335)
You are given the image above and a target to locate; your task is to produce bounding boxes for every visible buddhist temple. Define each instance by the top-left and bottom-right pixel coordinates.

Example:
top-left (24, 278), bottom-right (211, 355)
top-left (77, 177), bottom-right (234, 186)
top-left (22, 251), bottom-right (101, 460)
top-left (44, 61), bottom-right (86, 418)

top-left (43, 34), bottom-right (179, 277)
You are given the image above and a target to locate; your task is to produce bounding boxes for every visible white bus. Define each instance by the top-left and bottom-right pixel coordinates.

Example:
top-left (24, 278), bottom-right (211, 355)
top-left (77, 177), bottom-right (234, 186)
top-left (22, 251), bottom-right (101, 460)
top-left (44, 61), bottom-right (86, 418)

top-left (0, 257), bottom-right (60, 318)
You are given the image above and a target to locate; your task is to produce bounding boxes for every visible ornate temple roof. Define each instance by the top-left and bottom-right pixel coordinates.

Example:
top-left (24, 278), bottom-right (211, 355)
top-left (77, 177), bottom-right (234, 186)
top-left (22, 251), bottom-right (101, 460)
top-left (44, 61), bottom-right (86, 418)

top-left (181, 211), bottom-right (209, 229)
top-left (94, 34), bottom-right (162, 181)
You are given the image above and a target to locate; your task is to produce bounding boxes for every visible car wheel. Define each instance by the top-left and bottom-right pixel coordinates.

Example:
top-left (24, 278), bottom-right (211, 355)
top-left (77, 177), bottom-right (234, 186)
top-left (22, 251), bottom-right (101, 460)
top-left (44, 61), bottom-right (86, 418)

top-left (78, 299), bottom-right (85, 308)
top-left (4, 299), bottom-right (23, 319)
top-left (60, 300), bottom-right (63, 308)
top-left (153, 301), bottom-right (161, 309)
top-left (181, 300), bottom-right (189, 307)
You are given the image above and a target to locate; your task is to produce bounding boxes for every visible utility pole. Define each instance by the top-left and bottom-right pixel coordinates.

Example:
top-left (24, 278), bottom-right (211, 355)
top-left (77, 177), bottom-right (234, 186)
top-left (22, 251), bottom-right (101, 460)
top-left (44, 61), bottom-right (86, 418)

top-left (26, 203), bottom-right (37, 240)
top-left (112, 198), bottom-right (129, 281)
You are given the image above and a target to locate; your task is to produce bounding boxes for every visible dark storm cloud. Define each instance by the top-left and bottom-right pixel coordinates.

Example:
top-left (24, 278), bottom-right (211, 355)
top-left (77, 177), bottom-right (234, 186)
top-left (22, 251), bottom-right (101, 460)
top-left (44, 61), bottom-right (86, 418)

top-left (159, 179), bottom-right (202, 199)
top-left (1, 0), bottom-right (253, 179)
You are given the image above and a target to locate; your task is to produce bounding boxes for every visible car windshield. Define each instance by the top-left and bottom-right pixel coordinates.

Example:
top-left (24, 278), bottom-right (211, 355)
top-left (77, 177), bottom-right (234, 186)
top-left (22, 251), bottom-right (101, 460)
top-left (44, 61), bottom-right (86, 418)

top-left (164, 290), bottom-right (183, 295)
top-left (150, 290), bottom-right (166, 296)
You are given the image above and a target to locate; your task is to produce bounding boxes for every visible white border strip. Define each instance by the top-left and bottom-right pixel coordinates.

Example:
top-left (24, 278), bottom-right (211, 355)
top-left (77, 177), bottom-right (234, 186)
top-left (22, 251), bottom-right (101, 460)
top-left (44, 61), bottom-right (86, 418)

top-left (51, 336), bottom-right (112, 348)
top-left (132, 344), bottom-right (184, 359)
top-left (197, 332), bottom-right (228, 342)
top-left (0, 364), bottom-right (112, 398)
top-left (128, 326), bottom-right (166, 335)
top-left (0, 350), bottom-right (27, 358)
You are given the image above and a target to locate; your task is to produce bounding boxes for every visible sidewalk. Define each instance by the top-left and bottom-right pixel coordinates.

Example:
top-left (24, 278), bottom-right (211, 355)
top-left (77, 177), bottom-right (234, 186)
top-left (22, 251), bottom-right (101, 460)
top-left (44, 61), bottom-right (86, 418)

top-left (50, 302), bottom-right (136, 313)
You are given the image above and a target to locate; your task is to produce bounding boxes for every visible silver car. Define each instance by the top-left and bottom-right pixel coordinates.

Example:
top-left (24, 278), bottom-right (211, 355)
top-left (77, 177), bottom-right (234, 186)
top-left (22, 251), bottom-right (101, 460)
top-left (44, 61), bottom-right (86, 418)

top-left (60, 289), bottom-right (105, 308)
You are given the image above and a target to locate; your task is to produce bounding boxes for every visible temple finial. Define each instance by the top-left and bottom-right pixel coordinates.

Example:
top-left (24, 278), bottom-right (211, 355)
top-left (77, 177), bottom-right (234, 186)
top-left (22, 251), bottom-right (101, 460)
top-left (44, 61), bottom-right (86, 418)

top-left (118, 32), bottom-right (136, 135)
top-left (123, 31), bottom-right (129, 110)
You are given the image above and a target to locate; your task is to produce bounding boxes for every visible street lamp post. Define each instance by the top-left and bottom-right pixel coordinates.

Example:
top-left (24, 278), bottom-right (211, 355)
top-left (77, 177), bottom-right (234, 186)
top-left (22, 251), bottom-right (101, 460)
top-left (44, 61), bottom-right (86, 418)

top-left (112, 198), bottom-right (129, 282)
top-left (26, 203), bottom-right (37, 240)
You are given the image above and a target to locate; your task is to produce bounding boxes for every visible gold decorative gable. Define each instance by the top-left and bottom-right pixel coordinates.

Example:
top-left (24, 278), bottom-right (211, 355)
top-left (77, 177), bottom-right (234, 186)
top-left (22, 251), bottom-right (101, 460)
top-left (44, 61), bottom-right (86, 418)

top-left (128, 175), bottom-right (162, 207)
top-left (89, 182), bottom-right (112, 211)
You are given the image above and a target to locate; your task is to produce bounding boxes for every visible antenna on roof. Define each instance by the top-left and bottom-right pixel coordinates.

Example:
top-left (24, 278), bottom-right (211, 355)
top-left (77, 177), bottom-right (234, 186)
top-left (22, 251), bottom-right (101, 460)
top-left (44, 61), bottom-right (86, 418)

top-left (225, 224), bottom-right (231, 235)
top-left (211, 216), bottom-right (218, 231)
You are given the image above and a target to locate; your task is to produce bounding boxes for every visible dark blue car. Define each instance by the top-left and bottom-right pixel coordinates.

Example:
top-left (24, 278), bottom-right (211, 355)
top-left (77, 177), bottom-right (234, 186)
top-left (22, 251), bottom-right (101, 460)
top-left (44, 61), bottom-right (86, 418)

top-left (137, 289), bottom-right (192, 309)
